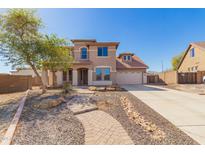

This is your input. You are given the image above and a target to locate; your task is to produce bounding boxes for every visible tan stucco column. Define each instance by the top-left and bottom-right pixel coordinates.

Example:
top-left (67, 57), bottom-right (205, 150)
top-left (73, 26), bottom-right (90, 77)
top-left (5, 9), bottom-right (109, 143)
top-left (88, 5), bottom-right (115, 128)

top-left (48, 70), bottom-right (53, 86)
top-left (72, 69), bottom-right (78, 86)
top-left (55, 71), bottom-right (63, 86)
top-left (88, 69), bottom-right (93, 85)
top-left (41, 69), bottom-right (48, 86)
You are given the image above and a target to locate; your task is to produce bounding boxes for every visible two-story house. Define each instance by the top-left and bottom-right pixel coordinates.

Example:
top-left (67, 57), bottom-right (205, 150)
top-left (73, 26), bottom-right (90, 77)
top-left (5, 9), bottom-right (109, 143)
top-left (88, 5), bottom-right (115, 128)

top-left (44, 39), bottom-right (148, 86)
top-left (178, 42), bottom-right (205, 72)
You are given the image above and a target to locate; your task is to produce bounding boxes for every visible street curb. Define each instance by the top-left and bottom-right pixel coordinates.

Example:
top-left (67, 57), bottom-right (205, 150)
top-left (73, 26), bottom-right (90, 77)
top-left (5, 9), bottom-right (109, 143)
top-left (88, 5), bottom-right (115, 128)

top-left (0, 90), bottom-right (29, 145)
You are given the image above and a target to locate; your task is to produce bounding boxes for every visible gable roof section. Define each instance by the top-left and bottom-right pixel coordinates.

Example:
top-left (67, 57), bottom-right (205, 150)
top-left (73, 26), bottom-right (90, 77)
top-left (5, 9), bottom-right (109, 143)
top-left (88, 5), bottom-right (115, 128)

top-left (177, 41), bottom-right (205, 70)
top-left (116, 55), bottom-right (148, 70)
top-left (71, 39), bottom-right (120, 49)
top-left (118, 52), bottom-right (134, 58)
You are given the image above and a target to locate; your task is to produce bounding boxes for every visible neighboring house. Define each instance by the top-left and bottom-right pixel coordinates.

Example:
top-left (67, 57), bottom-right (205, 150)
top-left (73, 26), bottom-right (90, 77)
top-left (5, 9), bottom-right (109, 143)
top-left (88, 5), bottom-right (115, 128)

top-left (46, 39), bottom-right (148, 86)
top-left (10, 68), bottom-right (41, 77)
top-left (178, 42), bottom-right (205, 72)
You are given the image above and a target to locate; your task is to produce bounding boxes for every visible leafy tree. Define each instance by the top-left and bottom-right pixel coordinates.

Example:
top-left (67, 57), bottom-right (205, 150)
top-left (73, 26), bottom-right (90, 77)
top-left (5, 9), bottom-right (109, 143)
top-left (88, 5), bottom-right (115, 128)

top-left (172, 51), bottom-right (185, 71)
top-left (0, 9), bottom-right (73, 92)
top-left (38, 34), bottom-right (73, 86)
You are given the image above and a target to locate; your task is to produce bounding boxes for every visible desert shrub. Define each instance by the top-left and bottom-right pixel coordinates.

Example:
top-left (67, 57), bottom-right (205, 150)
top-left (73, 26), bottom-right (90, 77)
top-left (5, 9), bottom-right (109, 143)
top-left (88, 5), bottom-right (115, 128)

top-left (63, 82), bottom-right (72, 94)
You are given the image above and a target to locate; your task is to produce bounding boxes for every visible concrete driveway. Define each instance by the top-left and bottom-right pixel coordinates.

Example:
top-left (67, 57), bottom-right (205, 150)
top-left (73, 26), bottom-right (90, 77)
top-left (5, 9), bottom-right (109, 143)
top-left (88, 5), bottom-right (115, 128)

top-left (122, 84), bottom-right (205, 144)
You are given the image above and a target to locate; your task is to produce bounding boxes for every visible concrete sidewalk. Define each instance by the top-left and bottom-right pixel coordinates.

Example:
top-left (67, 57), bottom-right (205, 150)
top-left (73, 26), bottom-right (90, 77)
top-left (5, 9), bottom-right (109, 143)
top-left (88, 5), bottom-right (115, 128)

top-left (122, 84), bottom-right (205, 144)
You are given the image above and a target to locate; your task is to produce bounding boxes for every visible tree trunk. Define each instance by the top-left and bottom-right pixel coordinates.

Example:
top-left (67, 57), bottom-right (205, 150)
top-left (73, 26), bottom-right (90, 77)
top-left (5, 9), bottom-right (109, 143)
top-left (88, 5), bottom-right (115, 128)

top-left (52, 71), bottom-right (57, 87)
top-left (29, 63), bottom-right (46, 93)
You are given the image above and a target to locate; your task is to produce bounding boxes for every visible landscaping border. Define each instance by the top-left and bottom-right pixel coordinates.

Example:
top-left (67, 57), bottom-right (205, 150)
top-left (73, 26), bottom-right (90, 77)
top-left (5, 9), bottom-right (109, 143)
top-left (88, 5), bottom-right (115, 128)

top-left (0, 90), bottom-right (29, 145)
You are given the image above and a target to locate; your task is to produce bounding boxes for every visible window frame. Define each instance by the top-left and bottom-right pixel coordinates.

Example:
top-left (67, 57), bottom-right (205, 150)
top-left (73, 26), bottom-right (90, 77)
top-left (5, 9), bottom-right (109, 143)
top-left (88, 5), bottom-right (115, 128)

top-left (123, 55), bottom-right (131, 61)
top-left (81, 47), bottom-right (88, 59)
top-left (95, 67), bottom-right (111, 81)
top-left (97, 47), bottom-right (108, 57)
top-left (96, 68), bottom-right (102, 81)
top-left (190, 48), bottom-right (195, 58)
top-left (104, 68), bottom-right (110, 81)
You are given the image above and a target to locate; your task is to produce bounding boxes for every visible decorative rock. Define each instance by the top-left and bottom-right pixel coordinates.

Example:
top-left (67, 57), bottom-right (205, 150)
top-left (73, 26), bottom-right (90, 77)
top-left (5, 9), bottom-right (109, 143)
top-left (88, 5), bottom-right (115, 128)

top-left (106, 87), bottom-right (116, 91)
top-left (96, 87), bottom-right (105, 91)
top-left (120, 96), bottom-right (166, 141)
top-left (33, 98), bottom-right (64, 109)
top-left (88, 86), bottom-right (97, 91)
top-left (115, 88), bottom-right (121, 91)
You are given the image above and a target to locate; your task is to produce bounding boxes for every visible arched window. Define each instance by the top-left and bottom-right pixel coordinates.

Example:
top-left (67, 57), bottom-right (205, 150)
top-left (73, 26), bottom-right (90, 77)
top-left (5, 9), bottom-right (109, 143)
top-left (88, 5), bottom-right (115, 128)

top-left (81, 47), bottom-right (88, 59)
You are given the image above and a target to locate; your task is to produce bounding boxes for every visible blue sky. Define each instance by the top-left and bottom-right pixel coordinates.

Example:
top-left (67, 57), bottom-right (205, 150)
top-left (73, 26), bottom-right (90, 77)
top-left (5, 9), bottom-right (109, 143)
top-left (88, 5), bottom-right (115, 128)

top-left (1, 8), bottom-right (205, 73)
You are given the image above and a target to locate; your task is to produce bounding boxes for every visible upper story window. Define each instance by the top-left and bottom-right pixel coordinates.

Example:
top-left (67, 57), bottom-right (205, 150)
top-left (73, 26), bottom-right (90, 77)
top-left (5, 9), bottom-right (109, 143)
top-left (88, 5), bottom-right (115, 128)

top-left (98, 47), bottom-right (108, 56)
top-left (190, 48), bottom-right (195, 57)
top-left (123, 55), bottom-right (131, 61)
top-left (81, 47), bottom-right (88, 59)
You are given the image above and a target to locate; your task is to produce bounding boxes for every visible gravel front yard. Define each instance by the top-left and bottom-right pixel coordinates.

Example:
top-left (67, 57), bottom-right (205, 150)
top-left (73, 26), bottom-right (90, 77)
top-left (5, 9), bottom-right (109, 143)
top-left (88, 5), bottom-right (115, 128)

top-left (92, 90), bottom-right (198, 145)
top-left (0, 91), bottom-right (25, 143)
top-left (3, 87), bottom-right (198, 145)
top-left (12, 89), bottom-right (85, 145)
top-left (0, 92), bottom-right (25, 106)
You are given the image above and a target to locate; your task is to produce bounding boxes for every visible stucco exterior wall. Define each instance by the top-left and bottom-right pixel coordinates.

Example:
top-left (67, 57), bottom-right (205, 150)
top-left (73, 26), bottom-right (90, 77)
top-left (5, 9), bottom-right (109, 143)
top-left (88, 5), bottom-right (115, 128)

top-left (178, 46), bottom-right (205, 72)
top-left (0, 74), bottom-right (32, 93)
top-left (69, 41), bottom-right (117, 86)
top-left (158, 71), bottom-right (178, 84)
top-left (56, 71), bottom-right (63, 86)
top-left (10, 69), bottom-right (41, 77)
top-left (48, 40), bottom-right (148, 86)
top-left (72, 42), bottom-right (117, 72)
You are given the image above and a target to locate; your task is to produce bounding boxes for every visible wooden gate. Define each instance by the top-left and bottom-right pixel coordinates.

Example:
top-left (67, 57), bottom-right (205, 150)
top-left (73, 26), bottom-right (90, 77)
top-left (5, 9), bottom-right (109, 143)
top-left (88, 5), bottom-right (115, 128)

top-left (147, 75), bottom-right (159, 84)
top-left (178, 72), bottom-right (197, 84)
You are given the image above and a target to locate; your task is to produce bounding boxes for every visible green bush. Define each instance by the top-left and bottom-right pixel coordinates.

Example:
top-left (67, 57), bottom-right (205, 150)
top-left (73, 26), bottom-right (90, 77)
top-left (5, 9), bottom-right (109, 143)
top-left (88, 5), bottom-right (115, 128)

top-left (63, 82), bottom-right (72, 93)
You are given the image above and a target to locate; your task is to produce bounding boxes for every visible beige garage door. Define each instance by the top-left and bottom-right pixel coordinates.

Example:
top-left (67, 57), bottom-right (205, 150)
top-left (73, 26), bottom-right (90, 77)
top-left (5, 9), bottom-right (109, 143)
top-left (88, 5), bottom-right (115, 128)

top-left (116, 71), bottom-right (143, 85)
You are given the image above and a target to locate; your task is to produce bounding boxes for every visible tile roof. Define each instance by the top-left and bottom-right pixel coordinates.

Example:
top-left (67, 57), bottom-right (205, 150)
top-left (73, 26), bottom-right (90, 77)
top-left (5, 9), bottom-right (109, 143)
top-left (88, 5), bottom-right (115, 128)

top-left (191, 41), bottom-right (205, 50)
top-left (116, 55), bottom-right (148, 70)
top-left (71, 39), bottom-right (120, 49)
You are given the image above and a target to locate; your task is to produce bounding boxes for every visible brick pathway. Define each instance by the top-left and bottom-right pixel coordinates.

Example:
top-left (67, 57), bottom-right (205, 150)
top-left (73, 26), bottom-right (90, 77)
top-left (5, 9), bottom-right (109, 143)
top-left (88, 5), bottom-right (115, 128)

top-left (76, 110), bottom-right (134, 145)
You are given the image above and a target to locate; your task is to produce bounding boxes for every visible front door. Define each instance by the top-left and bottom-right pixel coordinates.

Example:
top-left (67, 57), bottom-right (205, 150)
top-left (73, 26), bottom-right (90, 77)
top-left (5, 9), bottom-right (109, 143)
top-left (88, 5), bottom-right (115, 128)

top-left (79, 69), bottom-right (88, 85)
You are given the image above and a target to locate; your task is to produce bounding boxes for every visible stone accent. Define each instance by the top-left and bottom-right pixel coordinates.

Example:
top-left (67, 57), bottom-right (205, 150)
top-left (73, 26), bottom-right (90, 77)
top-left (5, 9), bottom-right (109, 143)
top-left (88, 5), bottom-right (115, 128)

top-left (88, 86), bottom-right (97, 91)
top-left (96, 87), bottom-right (105, 91)
top-left (120, 96), bottom-right (166, 141)
top-left (32, 97), bottom-right (65, 109)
